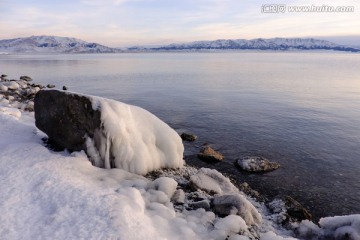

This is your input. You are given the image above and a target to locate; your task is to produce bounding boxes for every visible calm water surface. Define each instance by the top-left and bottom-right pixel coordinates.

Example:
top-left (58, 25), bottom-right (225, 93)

top-left (1, 52), bottom-right (360, 219)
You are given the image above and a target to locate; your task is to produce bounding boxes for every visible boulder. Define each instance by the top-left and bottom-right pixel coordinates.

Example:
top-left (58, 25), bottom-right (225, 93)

top-left (180, 132), bottom-right (197, 142)
top-left (236, 156), bottom-right (280, 172)
top-left (35, 90), bottom-right (101, 152)
top-left (47, 84), bottom-right (56, 88)
top-left (34, 90), bottom-right (184, 175)
top-left (197, 146), bottom-right (224, 162)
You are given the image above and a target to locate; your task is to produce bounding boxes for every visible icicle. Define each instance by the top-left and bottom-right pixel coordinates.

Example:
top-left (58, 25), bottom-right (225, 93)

top-left (104, 135), bottom-right (111, 169)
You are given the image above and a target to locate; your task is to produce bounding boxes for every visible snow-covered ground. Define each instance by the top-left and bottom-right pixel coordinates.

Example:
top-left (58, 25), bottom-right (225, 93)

top-left (0, 93), bottom-right (359, 240)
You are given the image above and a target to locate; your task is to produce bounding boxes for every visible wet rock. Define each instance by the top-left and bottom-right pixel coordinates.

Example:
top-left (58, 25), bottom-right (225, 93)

top-left (31, 84), bottom-right (45, 89)
top-left (197, 146), bottom-right (224, 162)
top-left (20, 76), bottom-right (32, 82)
top-left (213, 194), bottom-right (262, 226)
top-left (180, 132), bottom-right (197, 142)
top-left (47, 84), bottom-right (56, 88)
top-left (190, 199), bottom-right (211, 210)
top-left (34, 90), bottom-right (101, 152)
top-left (63, 85), bottom-right (68, 90)
top-left (236, 156), bottom-right (280, 172)
top-left (237, 182), bottom-right (261, 200)
top-left (171, 189), bottom-right (185, 204)
top-left (283, 196), bottom-right (312, 223)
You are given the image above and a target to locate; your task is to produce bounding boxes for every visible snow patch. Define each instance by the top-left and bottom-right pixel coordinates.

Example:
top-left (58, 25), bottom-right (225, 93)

top-left (0, 106), bottom-right (21, 118)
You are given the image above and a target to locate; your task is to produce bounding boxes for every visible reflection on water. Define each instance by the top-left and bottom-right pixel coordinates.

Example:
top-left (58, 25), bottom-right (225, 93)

top-left (1, 52), bottom-right (360, 219)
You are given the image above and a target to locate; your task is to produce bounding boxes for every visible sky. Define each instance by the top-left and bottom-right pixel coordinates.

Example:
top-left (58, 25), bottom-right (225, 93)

top-left (0, 0), bottom-right (359, 47)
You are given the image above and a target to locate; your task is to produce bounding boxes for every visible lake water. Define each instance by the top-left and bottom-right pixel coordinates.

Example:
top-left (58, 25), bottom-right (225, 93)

top-left (1, 52), bottom-right (360, 219)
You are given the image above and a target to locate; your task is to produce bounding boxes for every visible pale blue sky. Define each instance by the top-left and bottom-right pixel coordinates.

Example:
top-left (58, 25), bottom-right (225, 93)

top-left (0, 0), bottom-right (359, 47)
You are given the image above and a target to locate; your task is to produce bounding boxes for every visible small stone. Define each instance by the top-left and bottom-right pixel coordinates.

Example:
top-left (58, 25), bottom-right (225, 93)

top-left (7, 95), bottom-right (15, 101)
top-left (180, 133), bottom-right (197, 142)
top-left (20, 76), bottom-right (32, 81)
top-left (213, 194), bottom-right (262, 226)
top-left (197, 146), bottom-right (224, 162)
top-left (6, 82), bottom-right (20, 90)
top-left (62, 86), bottom-right (68, 90)
top-left (47, 84), bottom-right (56, 88)
top-left (236, 156), bottom-right (280, 172)
top-left (171, 189), bottom-right (185, 204)
top-left (0, 84), bottom-right (8, 91)
top-left (25, 101), bottom-right (34, 112)
top-left (190, 200), bottom-right (211, 210)
top-left (17, 80), bottom-right (28, 89)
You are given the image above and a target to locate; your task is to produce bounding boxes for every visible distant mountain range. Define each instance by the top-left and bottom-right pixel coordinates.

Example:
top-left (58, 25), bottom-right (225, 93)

top-left (131, 38), bottom-right (360, 52)
top-left (0, 36), bottom-right (120, 53)
top-left (0, 36), bottom-right (359, 53)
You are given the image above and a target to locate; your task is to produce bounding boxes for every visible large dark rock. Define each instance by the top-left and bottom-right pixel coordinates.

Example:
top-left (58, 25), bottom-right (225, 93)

top-left (34, 90), bottom-right (101, 152)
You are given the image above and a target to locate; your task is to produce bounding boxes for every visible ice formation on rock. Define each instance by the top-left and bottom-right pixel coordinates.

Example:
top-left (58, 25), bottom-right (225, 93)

top-left (89, 96), bottom-right (184, 175)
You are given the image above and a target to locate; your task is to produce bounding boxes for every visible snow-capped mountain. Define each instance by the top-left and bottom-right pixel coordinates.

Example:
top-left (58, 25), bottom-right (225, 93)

top-left (131, 38), bottom-right (359, 52)
top-left (0, 36), bottom-right (120, 53)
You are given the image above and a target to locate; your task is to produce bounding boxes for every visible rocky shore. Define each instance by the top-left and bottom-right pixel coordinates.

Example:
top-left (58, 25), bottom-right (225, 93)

top-left (1, 73), bottom-right (359, 240)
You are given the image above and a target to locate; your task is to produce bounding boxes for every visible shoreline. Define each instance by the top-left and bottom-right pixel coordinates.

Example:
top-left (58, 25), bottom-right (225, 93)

top-left (1, 74), bottom-right (359, 239)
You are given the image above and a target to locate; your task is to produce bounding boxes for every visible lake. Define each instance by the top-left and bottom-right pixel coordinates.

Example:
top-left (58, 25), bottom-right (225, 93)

top-left (1, 51), bottom-right (360, 219)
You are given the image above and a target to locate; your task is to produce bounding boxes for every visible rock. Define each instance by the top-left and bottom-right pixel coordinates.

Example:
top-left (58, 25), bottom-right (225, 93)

top-left (190, 199), bottom-right (211, 210)
top-left (236, 156), bottom-right (280, 172)
top-left (1, 74), bottom-right (7, 78)
top-left (197, 146), bottom-right (224, 162)
top-left (34, 90), bottom-right (102, 152)
top-left (63, 85), bottom-right (68, 90)
top-left (213, 194), bottom-right (262, 226)
top-left (25, 101), bottom-right (34, 112)
top-left (283, 196), bottom-right (312, 223)
top-left (180, 132), bottom-right (197, 142)
top-left (5, 81), bottom-right (20, 90)
top-left (0, 84), bottom-right (8, 91)
top-left (189, 168), bottom-right (238, 195)
top-left (20, 76), bottom-right (32, 81)
top-left (171, 189), bottom-right (185, 204)
top-left (17, 80), bottom-right (28, 89)
top-left (34, 89), bottom-right (184, 175)
top-left (47, 84), bottom-right (55, 88)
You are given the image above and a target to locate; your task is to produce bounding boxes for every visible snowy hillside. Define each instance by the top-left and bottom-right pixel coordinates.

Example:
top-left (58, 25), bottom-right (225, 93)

top-left (131, 38), bottom-right (360, 52)
top-left (0, 36), bottom-right (120, 53)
